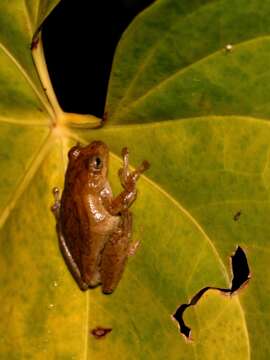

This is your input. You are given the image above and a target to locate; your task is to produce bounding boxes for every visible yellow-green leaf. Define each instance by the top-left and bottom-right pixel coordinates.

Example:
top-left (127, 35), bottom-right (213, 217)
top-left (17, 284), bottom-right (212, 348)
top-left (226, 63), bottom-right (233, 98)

top-left (1, 0), bottom-right (269, 359)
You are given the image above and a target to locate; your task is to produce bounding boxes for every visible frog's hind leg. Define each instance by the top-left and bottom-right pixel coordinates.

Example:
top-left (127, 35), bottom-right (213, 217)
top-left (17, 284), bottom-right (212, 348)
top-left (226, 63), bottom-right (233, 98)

top-left (51, 187), bottom-right (88, 291)
top-left (100, 210), bottom-right (133, 294)
top-left (57, 231), bottom-right (89, 291)
top-left (128, 240), bottom-right (140, 257)
top-left (57, 223), bottom-right (89, 291)
top-left (122, 209), bottom-right (132, 238)
top-left (123, 211), bottom-right (140, 256)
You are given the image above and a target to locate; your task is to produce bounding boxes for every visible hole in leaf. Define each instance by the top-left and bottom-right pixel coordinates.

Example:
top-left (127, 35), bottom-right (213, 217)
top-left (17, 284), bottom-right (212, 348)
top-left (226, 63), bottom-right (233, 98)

top-left (172, 246), bottom-right (250, 339)
top-left (91, 326), bottom-right (112, 339)
top-left (230, 246), bottom-right (250, 293)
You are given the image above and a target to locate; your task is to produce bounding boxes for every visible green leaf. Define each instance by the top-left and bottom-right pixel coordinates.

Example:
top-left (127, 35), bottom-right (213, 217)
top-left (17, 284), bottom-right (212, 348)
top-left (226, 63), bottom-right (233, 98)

top-left (0, 0), bottom-right (60, 115)
top-left (107, 0), bottom-right (270, 123)
top-left (0, 0), bottom-right (269, 359)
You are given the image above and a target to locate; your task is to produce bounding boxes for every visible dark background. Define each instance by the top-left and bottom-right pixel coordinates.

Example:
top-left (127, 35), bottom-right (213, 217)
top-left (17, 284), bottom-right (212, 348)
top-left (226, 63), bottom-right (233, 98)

top-left (42, 0), bottom-right (154, 118)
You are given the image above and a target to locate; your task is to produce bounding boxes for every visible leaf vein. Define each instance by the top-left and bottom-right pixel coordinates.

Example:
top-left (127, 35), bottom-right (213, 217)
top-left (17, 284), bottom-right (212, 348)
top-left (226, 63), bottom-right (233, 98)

top-left (112, 0), bottom-right (220, 117)
top-left (0, 42), bottom-right (54, 119)
top-left (0, 132), bottom-right (53, 228)
top-left (0, 115), bottom-right (49, 126)
top-left (115, 35), bottom-right (270, 120)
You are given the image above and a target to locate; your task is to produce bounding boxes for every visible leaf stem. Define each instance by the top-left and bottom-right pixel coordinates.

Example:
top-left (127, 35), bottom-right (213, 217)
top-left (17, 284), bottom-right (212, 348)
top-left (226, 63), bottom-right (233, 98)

top-left (32, 34), bottom-right (63, 123)
top-left (59, 112), bottom-right (102, 129)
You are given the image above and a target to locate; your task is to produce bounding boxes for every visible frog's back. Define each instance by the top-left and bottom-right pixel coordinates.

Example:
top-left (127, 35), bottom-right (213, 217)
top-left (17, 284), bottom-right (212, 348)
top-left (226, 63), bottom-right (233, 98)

top-left (60, 191), bottom-right (80, 269)
top-left (59, 141), bottom-right (116, 287)
top-left (59, 159), bottom-right (91, 278)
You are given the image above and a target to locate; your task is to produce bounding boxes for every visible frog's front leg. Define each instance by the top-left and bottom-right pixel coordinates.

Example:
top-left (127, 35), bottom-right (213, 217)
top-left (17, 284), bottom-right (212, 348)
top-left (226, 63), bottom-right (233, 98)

top-left (118, 147), bottom-right (130, 188)
top-left (51, 187), bottom-right (88, 291)
top-left (119, 147), bottom-right (150, 192)
top-left (103, 148), bottom-right (150, 215)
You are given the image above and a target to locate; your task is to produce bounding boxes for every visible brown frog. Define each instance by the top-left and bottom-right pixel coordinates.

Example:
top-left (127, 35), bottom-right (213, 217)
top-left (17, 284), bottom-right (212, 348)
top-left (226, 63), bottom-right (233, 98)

top-left (51, 141), bottom-right (149, 294)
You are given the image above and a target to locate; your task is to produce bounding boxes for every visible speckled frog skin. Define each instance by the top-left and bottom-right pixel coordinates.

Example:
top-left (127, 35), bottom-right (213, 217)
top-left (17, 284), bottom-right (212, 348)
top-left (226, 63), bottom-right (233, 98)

top-left (52, 141), bottom-right (149, 294)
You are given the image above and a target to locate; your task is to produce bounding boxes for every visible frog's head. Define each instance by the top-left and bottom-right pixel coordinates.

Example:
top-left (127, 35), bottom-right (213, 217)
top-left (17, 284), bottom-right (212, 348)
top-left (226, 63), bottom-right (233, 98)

top-left (68, 141), bottom-right (109, 190)
top-left (85, 140), bottom-right (109, 174)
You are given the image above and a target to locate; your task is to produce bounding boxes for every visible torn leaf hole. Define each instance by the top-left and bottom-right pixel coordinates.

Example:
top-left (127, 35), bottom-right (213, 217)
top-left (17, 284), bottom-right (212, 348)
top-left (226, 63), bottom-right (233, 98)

top-left (91, 326), bottom-right (112, 339)
top-left (231, 246), bottom-right (250, 292)
top-left (172, 246), bottom-right (250, 339)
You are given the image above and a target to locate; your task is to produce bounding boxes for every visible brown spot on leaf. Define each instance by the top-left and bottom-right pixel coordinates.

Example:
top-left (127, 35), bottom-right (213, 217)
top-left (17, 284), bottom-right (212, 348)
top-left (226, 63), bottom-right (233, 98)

top-left (31, 36), bottom-right (39, 50)
top-left (172, 246), bottom-right (250, 339)
top-left (91, 326), bottom-right (112, 339)
top-left (233, 211), bottom-right (241, 221)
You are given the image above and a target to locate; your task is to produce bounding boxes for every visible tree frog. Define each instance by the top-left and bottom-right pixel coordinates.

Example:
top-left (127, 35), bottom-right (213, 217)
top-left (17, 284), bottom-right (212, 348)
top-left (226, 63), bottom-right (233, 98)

top-left (51, 141), bottom-right (149, 294)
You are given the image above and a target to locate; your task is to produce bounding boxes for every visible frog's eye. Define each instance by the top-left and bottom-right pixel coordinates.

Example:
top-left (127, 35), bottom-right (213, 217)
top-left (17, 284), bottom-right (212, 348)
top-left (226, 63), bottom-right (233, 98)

top-left (89, 156), bottom-right (103, 170)
top-left (94, 157), bottom-right (102, 169)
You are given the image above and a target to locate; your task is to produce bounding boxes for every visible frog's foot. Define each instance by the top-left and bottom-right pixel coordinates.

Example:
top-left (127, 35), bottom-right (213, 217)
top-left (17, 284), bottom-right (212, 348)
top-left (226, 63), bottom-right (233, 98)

top-left (51, 187), bottom-right (61, 220)
top-left (132, 160), bottom-right (150, 181)
top-left (128, 240), bottom-right (140, 257)
top-left (119, 147), bottom-right (150, 191)
top-left (123, 160), bottom-right (150, 192)
top-left (75, 277), bottom-right (88, 291)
